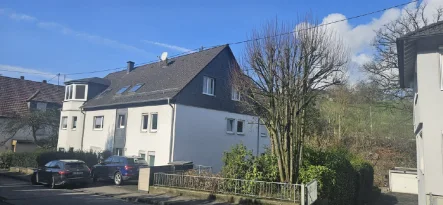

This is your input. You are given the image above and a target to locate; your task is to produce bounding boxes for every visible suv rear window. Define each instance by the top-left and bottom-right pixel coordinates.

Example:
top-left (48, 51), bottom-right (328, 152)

top-left (65, 163), bottom-right (89, 170)
top-left (127, 158), bottom-right (148, 165)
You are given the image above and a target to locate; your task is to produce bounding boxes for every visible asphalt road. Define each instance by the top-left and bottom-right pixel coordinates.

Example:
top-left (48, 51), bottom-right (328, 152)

top-left (0, 176), bottom-right (135, 205)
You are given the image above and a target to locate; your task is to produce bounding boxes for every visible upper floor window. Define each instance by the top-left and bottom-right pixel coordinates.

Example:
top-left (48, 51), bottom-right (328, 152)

top-left (227, 118), bottom-right (235, 133)
top-left (118, 115), bottom-right (125, 129)
top-left (72, 116), bottom-right (77, 130)
top-left (141, 114), bottom-right (149, 132)
top-left (203, 76), bottom-right (215, 96)
top-left (237, 120), bottom-right (245, 135)
top-left (93, 116), bottom-right (104, 130)
top-left (150, 113), bottom-right (158, 132)
top-left (231, 87), bottom-right (240, 101)
top-left (65, 84), bottom-right (88, 101)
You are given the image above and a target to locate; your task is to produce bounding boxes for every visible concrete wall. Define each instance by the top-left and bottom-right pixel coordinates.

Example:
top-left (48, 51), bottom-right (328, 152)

top-left (82, 109), bottom-right (117, 152)
top-left (125, 104), bottom-right (173, 166)
top-left (415, 37), bottom-right (443, 202)
top-left (173, 104), bottom-right (270, 172)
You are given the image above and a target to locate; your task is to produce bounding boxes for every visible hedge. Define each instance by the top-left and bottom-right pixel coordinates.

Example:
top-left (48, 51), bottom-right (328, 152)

top-left (351, 158), bottom-right (374, 205)
top-left (299, 165), bottom-right (336, 199)
top-left (0, 150), bottom-right (99, 168)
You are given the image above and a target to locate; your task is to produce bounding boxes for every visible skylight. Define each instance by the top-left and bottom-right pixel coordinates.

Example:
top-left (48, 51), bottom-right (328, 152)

top-left (116, 86), bottom-right (130, 94)
top-left (129, 83), bottom-right (144, 92)
top-left (99, 89), bottom-right (111, 97)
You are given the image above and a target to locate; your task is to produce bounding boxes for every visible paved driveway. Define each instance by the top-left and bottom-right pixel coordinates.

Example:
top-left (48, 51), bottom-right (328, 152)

top-left (374, 192), bottom-right (418, 205)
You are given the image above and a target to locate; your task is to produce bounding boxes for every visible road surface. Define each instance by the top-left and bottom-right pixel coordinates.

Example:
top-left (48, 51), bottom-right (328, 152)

top-left (0, 175), bottom-right (135, 205)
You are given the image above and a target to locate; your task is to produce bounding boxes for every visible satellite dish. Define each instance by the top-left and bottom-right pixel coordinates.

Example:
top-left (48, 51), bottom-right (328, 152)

top-left (160, 52), bottom-right (168, 61)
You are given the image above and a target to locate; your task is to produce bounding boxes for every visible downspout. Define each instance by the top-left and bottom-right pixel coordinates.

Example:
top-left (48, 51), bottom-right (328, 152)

top-left (168, 98), bottom-right (176, 163)
top-left (80, 107), bottom-right (86, 151)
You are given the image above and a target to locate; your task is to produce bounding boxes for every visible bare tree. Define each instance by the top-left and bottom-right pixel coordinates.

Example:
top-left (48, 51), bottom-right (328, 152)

top-left (363, 3), bottom-right (443, 111)
top-left (231, 18), bottom-right (349, 183)
top-left (0, 109), bottom-right (60, 149)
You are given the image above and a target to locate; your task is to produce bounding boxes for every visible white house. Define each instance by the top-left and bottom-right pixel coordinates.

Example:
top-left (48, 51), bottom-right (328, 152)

top-left (57, 45), bottom-right (270, 172)
top-left (397, 21), bottom-right (443, 204)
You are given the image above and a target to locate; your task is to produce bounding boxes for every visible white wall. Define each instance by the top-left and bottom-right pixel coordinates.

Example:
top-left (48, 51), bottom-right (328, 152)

top-left (82, 109), bottom-right (117, 152)
top-left (57, 101), bottom-right (85, 151)
top-left (416, 43), bottom-right (443, 197)
top-left (125, 104), bottom-right (173, 166)
top-left (173, 104), bottom-right (270, 172)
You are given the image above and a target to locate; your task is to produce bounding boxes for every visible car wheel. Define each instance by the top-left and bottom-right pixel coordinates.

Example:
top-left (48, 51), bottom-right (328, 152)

top-left (114, 172), bottom-right (123, 186)
top-left (31, 173), bottom-right (38, 185)
top-left (50, 176), bottom-right (56, 189)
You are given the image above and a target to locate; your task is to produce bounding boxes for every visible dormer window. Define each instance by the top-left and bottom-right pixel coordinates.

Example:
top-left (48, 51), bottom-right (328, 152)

top-left (65, 84), bottom-right (88, 101)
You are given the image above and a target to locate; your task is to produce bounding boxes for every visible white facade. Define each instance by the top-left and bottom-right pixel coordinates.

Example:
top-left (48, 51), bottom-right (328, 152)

top-left (57, 101), bottom-right (85, 151)
top-left (173, 104), bottom-right (269, 172)
top-left (414, 42), bottom-right (443, 204)
top-left (82, 109), bottom-right (117, 152)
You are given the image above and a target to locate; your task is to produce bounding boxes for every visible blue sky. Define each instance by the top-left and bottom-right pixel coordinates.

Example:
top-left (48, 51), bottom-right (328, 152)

top-left (0, 0), bottom-right (441, 84)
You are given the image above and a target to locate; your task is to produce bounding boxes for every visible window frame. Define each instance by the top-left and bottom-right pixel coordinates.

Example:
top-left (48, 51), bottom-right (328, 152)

top-left (61, 116), bottom-right (68, 130)
top-left (118, 114), bottom-right (125, 129)
top-left (141, 114), bottom-right (149, 132)
top-left (231, 87), bottom-right (240, 101)
top-left (93, 116), bottom-right (104, 130)
top-left (116, 85), bottom-right (130, 95)
top-left (226, 118), bottom-right (235, 134)
top-left (236, 120), bottom-right (245, 135)
top-left (202, 76), bottom-right (215, 96)
top-left (129, 83), bottom-right (144, 92)
top-left (72, 116), bottom-right (77, 130)
top-left (64, 84), bottom-right (88, 101)
top-left (150, 113), bottom-right (158, 132)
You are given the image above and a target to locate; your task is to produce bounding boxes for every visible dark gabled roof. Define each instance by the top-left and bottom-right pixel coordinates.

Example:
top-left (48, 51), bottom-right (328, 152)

top-left (65, 77), bottom-right (110, 86)
top-left (0, 76), bottom-right (64, 117)
top-left (397, 20), bottom-right (443, 88)
top-left (83, 45), bottom-right (229, 109)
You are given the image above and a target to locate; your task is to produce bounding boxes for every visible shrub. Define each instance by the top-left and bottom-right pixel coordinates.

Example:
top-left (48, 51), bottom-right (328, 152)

top-left (10, 151), bottom-right (40, 168)
top-left (351, 158), bottom-right (374, 205)
top-left (222, 144), bottom-right (254, 179)
top-left (0, 151), bottom-right (14, 168)
top-left (299, 165), bottom-right (335, 199)
top-left (37, 151), bottom-right (98, 167)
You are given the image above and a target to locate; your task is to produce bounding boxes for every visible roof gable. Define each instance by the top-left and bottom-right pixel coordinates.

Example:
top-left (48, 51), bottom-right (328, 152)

top-left (0, 76), bottom-right (64, 117)
top-left (83, 45), bottom-right (229, 109)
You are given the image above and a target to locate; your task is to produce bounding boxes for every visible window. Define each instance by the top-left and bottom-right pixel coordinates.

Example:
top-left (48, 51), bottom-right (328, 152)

top-left (140, 153), bottom-right (146, 160)
top-left (61, 116), bottom-right (68, 130)
top-left (75, 85), bottom-right (86, 99)
top-left (150, 113), bottom-right (158, 132)
top-left (36, 102), bottom-right (47, 111)
top-left (129, 83), bottom-right (144, 92)
top-left (104, 157), bottom-right (113, 164)
top-left (65, 84), bottom-right (87, 101)
top-left (227, 118), bottom-right (235, 133)
top-left (141, 114), bottom-right (149, 132)
top-left (118, 115), bottom-right (125, 128)
top-left (93, 116), bottom-right (104, 130)
top-left (114, 148), bottom-right (123, 156)
top-left (72, 116), bottom-right (77, 130)
top-left (203, 76), bottom-right (215, 95)
top-left (237, 120), bottom-right (244, 134)
top-left (148, 151), bottom-right (155, 166)
top-left (116, 86), bottom-right (130, 94)
top-left (58, 148), bottom-right (65, 152)
top-left (231, 87), bottom-right (240, 101)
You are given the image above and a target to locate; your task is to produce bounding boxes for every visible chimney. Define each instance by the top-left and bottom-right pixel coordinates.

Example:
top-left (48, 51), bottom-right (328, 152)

top-left (127, 61), bottom-right (135, 73)
top-left (42, 80), bottom-right (47, 83)
top-left (20, 76), bottom-right (24, 80)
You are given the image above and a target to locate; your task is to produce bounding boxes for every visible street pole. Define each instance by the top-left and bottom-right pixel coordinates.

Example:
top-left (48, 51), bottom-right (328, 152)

top-left (256, 117), bottom-right (260, 157)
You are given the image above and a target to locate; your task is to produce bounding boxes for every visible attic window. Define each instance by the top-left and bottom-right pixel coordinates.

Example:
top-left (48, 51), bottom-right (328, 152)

top-left (116, 86), bottom-right (130, 94)
top-left (129, 83), bottom-right (144, 92)
top-left (99, 89), bottom-right (111, 97)
top-left (65, 84), bottom-right (88, 101)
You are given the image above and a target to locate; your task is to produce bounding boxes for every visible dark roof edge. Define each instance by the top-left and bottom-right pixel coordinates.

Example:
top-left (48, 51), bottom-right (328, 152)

top-left (82, 98), bottom-right (173, 111)
top-left (396, 38), bottom-right (405, 88)
top-left (171, 45), bottom-right (229, 99)
top-left (398, 20), bottom-right (443, 40)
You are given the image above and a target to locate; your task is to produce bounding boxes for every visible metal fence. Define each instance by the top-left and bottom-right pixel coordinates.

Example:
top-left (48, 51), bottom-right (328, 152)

top-left (153, 172), bottom-right (303, 202)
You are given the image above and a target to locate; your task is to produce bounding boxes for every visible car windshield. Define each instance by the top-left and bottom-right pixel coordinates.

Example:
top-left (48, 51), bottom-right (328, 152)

top-left (65, 163), bottom-right (89, 169)
top-left (126, 158), bottom-right (148, 165)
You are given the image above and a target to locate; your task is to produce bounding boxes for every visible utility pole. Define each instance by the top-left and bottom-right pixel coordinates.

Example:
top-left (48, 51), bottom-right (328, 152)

top-left (57, 73), bottom-right (60, 86)
top-left (370, 105), bottom-right (373, 135)
top-left (249, 117), bottom-right (265, 157)
top-left (338, 114), bottom-right (341, 141)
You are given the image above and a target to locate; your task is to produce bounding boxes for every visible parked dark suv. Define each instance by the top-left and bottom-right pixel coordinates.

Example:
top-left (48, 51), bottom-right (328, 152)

top-left (31, 160), bottom-right (91, 188)
top-left (91, 156), bottom-right (148, 185)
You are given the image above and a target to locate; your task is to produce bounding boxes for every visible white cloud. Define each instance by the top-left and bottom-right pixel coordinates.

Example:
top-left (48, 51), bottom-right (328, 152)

top-left (1, 9), bottom-right (151, 56)
top-left (142, 40), bottom-right (192, 52)
top-left (0, 64), bottom-right (67, 81)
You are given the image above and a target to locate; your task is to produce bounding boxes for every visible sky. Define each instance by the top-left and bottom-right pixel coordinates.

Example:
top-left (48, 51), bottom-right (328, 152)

top-left (1, 0), bottom-right (443, 85)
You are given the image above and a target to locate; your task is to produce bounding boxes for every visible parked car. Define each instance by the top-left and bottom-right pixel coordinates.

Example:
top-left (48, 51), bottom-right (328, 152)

top-left (31, 159), bottom-right (91, 188)
top-left (91, 156), bottom-right (148, 185)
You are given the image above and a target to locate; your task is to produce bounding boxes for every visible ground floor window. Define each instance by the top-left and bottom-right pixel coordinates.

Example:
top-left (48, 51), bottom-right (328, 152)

top-left (114, 148), bottom-right (123, 156)
top-left (148, 151), bottom-right (155, 166)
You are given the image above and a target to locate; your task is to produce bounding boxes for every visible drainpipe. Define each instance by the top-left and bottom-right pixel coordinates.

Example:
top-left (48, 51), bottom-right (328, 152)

top-left (80, 107), bottom-right (86, 151)
top-left (168, 98), bottom-right (176, 163)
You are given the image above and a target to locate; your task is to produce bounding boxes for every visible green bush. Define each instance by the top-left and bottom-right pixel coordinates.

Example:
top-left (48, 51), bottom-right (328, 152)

top-left (0, 151), bottom-right (14, 168)
top-left (299, 165), bottom-right (335, 199)
top-left (222, 144), bottom-right (254, 179)
top-left (351, 158), bottom-right (374, 205)
top-left (10, 151), bottom-right (40, 168)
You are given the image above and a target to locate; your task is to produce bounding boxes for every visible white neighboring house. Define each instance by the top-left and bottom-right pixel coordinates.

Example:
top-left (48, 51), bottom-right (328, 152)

top-left (397, 21), bottom-right (443, 205)
top-left (57, 45), bottom-right (270, 172)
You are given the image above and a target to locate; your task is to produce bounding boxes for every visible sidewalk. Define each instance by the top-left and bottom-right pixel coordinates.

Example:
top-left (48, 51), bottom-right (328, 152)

top-left (0, 170), bottom-right (227, 205)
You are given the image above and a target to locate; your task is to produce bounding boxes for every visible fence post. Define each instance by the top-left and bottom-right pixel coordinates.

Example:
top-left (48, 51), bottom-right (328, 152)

top-left (301, 183), bottom-right (305, 205)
